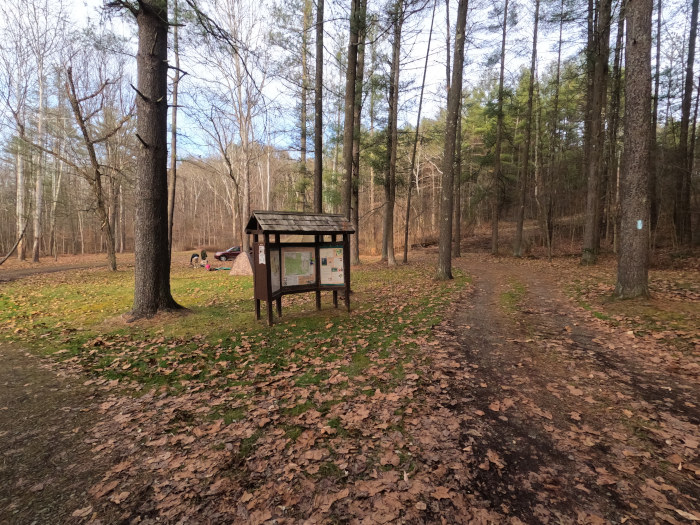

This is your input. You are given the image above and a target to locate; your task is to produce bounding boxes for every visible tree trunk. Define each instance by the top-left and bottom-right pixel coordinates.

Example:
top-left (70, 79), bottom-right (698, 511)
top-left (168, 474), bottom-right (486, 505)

top-left (616, 0), bottom-right (652, 298)
top-left (514, 0), bottom-right (539, 257)
top-left (65, 67), bottom-right (118, 271)
top-left (50, 153), bottom-right (64, 260)
top-left (541, 0), bottom-right (565, 258)
top-left (453, 101), bottom-right (462, 257)
top-left (604, 4), bottom-right (624, 248)
top-left (404, 0), bottom-right (436, 264)
top-left (233, 51), bottom-right (251, 253)
top-left (32, 63), bottom-right (45, 263)
top-left (16, 137), bottom-right (26, 261)
top-left (131, 0), bottom-right (181, 318)
top-left (313, 0), bottom-right (324, 213)
top-left (582, 0), bottom-right (595, 201)
top-left (301, 0), bottom-right (311, 196)
top-left (675, 0), bottom-right (698, 244)
top-left (343, 0), bottom-right (360, 221)
top-left (650, 0), bottom-right (661, 231)
top-left (351, 0), bottom-right (367, 266)
top-left (168, 0), bottom-right (181, 255)
top-left (119, 183), bottom-right (125, 253)
top-left (492, 0), bottom-right (508, 256)
top-left (383, 0), bottom-right (403, 266)
top-left (582, 0), bottom-right (613, 264)
top-left (437, 0), bottom-right (468, 280)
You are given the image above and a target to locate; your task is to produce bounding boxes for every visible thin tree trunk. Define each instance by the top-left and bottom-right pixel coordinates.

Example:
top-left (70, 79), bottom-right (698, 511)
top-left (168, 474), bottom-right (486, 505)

top-left (383, 0), bottom-right (403, 266)
top-left (604, 4), bottom-right (624, 248)
top-left (78, 209), bottom-right (84, 255)
top-left (119, 183), bottom-right (125, 252)
top-left (437, 0), bottom-right (468, 279)
top-left (343, 0), bottom-right (360, 221)
top-left (650, 0), bottom-right (662, 231)
top-left (351, 0), bottom-right (367, 266)
top-left (690, 70), bottom-right (700, 175)
top-left (445, 0), bottom-right (451, 92)
top-left (616, 0), bottom-right (652, 298)
top-left (404, 0), bottom-right (436, 264)
top-left (301, 0), bottom-right (311, 195)
top-left (369, 31), bottom-right (377, 253)
top-left (0, 221), bottom-right (28, 267)
top-left (543, 0), bottom-right (565, 258)
top-left (676, 0), bottom-right (698, 244)
top-left (453, 101), bottom-right (463, 257)
top-left (65, 67), bottom-right (117, 271)
top-left (514, 0), bottom-right (539, 257)
top-left (491, 0), bottom-right (508, 256)
top-left (32, 63), bottom-right (44, 263)
top-left (582, 0), bottom-right (613, 264)
top-left (313, 0), bottom-right (324, 213)
top-left (168, 0), bottom-right (181, 255)
top-left (583, 0), bottom-right (595, 195)
top-left (16, 136), bottom-right (26, 261)
top-left (50, 154), bottom-right (64, 260)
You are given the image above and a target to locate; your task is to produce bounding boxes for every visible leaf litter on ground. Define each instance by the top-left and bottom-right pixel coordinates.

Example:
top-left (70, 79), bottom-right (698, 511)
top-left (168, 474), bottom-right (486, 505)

top-left (1, 250), bottom-right (699, 523)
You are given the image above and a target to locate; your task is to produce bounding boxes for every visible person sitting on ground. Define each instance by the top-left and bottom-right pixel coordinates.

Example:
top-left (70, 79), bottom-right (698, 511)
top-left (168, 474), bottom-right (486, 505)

top-left (190, 253), bottom-right (200, 267)
top-left (200, 250), bottom-right (208, 266)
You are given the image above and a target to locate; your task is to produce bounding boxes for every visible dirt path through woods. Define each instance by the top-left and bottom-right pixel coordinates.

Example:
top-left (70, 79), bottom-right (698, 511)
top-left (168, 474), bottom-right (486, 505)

top-left (0, 263), bottom-right (108, 283)
top-left (435, 254), bottom-right (700, 522)
top-left (0, 346), bottom-right (122, 524)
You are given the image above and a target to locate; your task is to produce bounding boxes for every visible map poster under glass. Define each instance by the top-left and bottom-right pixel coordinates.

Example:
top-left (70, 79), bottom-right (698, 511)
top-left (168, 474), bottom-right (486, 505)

top-left (319, 246), bottom-right (345, 286)
top-left (270, 248), bottom-right (281, 293)
top-left (282, 247), bottom-right (316, 287)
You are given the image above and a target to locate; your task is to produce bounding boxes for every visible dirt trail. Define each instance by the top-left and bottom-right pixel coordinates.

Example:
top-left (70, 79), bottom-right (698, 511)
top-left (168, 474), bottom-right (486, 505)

top-left (0, 345), bottom-right (118, 524)
top-left (436, 254), bottom-right (700, 522)
top-left (0, 263), bottom-right (107, 283)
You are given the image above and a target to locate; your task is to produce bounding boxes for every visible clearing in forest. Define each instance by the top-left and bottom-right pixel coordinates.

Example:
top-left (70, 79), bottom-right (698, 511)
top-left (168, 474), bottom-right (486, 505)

top-left (0, 250), bottom-right (698, 523)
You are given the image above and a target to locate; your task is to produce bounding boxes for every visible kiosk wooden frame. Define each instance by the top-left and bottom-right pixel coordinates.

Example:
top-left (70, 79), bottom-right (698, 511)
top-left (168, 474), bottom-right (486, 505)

top-left (245, 211), bottom-right (355, 325)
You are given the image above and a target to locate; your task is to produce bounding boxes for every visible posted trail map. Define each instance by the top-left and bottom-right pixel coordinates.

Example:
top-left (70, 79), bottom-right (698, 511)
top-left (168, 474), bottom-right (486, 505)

top-left (282, 247), bottom-right (316, 286)
top-left (320, 246), bottom-right (344, 286)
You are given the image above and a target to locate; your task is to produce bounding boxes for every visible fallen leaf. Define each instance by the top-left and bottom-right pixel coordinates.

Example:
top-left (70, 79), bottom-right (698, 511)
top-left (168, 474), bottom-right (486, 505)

top-left (674, 509), bottom-right (700, 521)
top-left (431, 486), bottom-right (451, 500)
top-left (110, 491), bottom-right (129, 504)
top-left (71, 506), bottom-right (93, 518)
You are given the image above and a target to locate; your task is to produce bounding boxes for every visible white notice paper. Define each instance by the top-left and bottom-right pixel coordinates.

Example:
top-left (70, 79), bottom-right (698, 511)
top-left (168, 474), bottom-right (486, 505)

top-left (319, 246), bottom-right (344, 286)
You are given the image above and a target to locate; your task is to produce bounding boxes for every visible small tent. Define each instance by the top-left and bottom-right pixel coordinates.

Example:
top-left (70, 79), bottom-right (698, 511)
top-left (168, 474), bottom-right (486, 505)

top-left (229, 252), bottom-right (254, 276)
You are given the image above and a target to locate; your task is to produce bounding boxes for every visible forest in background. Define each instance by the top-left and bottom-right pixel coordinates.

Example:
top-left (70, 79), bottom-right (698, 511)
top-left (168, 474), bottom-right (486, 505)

top-left (0, 0), bottom-right (698, 264)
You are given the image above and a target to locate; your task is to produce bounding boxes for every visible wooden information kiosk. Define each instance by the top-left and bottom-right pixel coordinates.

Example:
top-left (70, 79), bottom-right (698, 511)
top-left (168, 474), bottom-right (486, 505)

top-left (245, 211), bottom-right (355, 325)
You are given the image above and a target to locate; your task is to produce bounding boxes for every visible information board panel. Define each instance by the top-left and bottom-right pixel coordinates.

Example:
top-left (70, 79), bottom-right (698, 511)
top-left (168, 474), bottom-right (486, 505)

top-left (319, 246), bottom-right (344, 286)
top-left (270, 248), bottom-right (281, 293)
top-left (282, 247), bottom-right (316, 287)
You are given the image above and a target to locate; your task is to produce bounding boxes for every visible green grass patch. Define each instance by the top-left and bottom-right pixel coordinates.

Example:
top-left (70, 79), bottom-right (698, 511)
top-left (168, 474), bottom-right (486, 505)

top-left (1, 255), bottom-right (470, 397)
top-left (209, 407), bottom-right (246, 425)
top-left (500, 279), bottom-right (526, 313)
top-left (238, 429), bottom-right (263, 459)
top-left (283, 400), bottom-right (316, 417)
top-left (284, 425), bottom-right (305, 442)
top-left (317, 461), bottom-right (345, 479)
